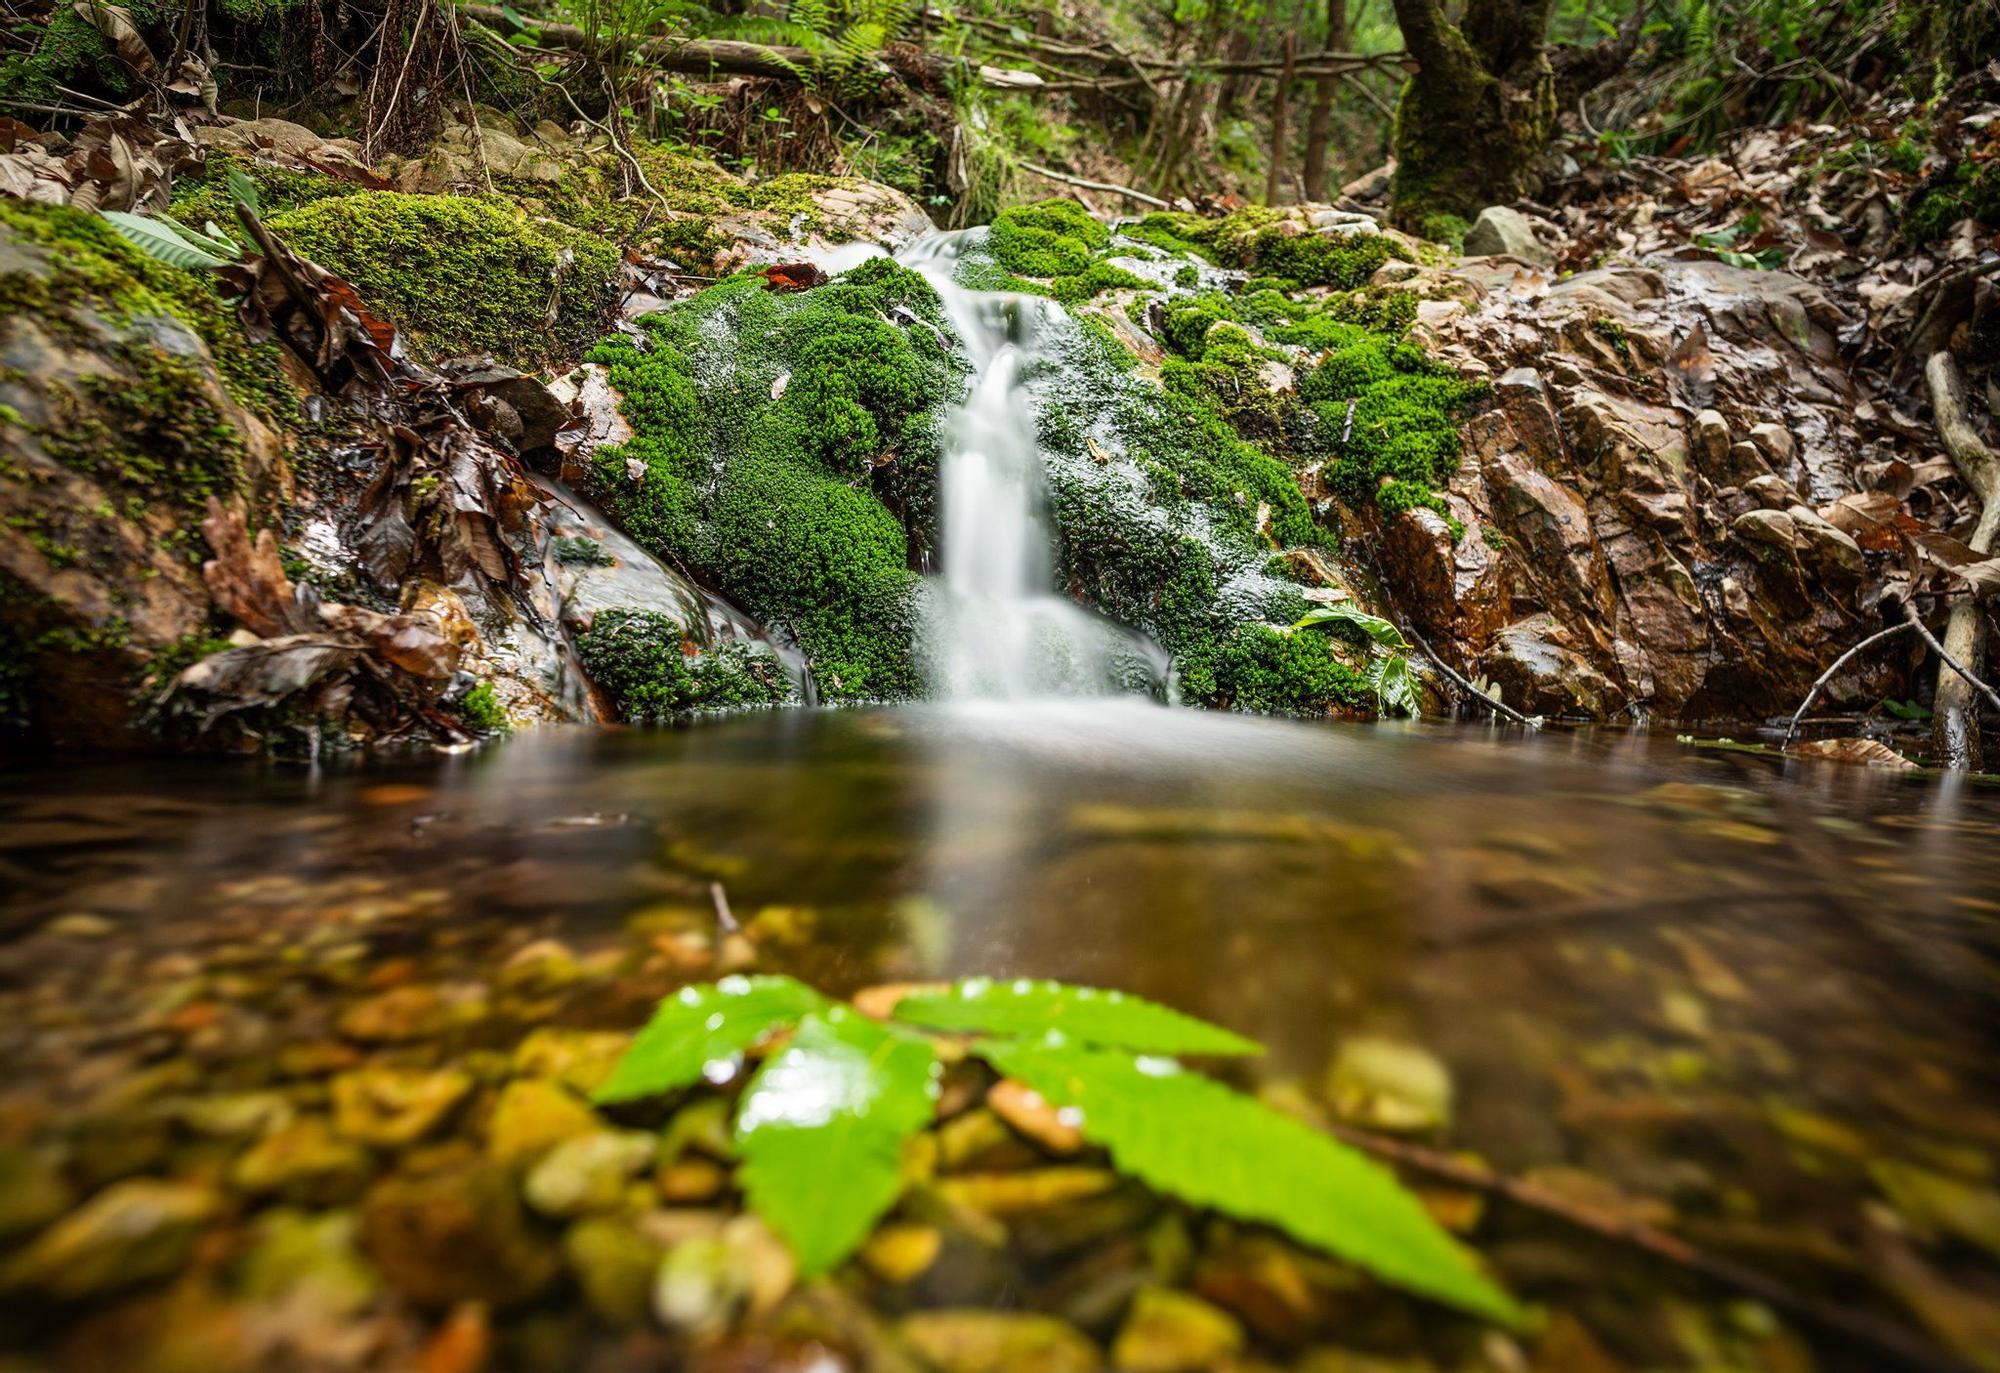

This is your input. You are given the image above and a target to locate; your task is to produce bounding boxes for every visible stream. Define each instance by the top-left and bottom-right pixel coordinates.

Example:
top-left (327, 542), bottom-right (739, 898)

top-left (4, 712), bottom-right (2000, 1368)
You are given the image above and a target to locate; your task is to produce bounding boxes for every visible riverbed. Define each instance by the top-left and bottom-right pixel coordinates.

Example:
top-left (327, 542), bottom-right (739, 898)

top-left (3, 707), bottom-right (1998, 1371)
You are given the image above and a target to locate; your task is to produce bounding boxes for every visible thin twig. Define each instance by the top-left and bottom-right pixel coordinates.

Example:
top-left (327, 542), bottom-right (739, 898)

top-left (1403, 626), bottom-right (1541, 728)
top-left (1903, 599), bottom-right (2000, 715)
top-left (1781, 620), bottom-right (1914, 749)
top-left (1325, 1123), bottom-right (1979, 1373)
top-left (1016, 160), bottom-right (1171, 209)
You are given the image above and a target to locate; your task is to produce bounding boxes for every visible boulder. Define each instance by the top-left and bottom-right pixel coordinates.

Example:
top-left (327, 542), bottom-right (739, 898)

top-left (1463, 206), bottom-right (1551, 265)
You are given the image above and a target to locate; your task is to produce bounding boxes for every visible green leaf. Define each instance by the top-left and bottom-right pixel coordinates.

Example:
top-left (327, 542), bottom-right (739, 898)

top-left (893, 978), bottom-right (1261, 1057)
top-left (593, 974), bottom-right (826, 1104)
top-left (979, 1038), bottom-right (1520, 1326)
top-left (1368, 652), bottom-right (1422, 719)
top-left (99, 210), bottom-right (235, 270)
top-left (226, 167), bottom-right (261, 217)
top-left (1294, 602), bottom-right (1410, 651)
top-left (735, 1006), bottom-right (938, 1274)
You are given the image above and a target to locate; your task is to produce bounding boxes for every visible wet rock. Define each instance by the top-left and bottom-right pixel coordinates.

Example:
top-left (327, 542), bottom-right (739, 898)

top-left (331, 1065), bottom-right (472, 1146)
top-left (236, 1207), bottom-right (379, 1316)
top-left (654, 1217), bottom-right (797, 1335)
top-left (563, 1215), bottom-right (661, 1327)
top-left (658, 1156), bottom-right (730, 1203)
top-left (510, 1026), bottom-right (630, 1095)
top-left (1692, 409), bottom-right (1731, 468)
top-left (988, 1079), bottom-right (1085, 1155)
top-left (486, 1078), bottom-right (604, 1170)
top-left (1463, 207), bottom-right (1550, 265)
top-left (0, 1178), bottom-right (218, 1298)
top-left (1746, 422), bottom-right (1796, 468)
top-left (359, 1151), bottom-right (558, 1308)
top-left (337, 985), bottom-right (454, 1043)
top-left (898, 1310), bottom-right (1103, 1373)
top-left (1327, 1038), bottom-right (1453, 1133)
top-left (1730, 508), bottom-right (1799, 554)
top-left (231, 1116), bottom-right (372, 1203)
top-left (860, 1222), bottom-right (944, 1284)
top-left (1871, 1160), bottom-right (2000, 1258)
top-left (1112, 1286), bottom-right (1245, 1372)
top-left (934, 1168), bottom-right (1121, 1218)
top-left (1743, 475), bottom-right (1794, 509)
top-left (0, 1144), bottom-right (75, 1239)
top-left (1786, 504), bottom-right (1866, 578)
top-left (524, 1129), bottom-right (655, 1217)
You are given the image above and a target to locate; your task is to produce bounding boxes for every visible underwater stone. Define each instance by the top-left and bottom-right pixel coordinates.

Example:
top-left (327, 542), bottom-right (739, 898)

top-left (231, 1116), bottom-right (372, 1204)
top-left (564, 1215), bottom-right (662, 1326)
top-left (360, 1151), bottom-right (558, 1308)
top-left (1326, 1037), bottom-right (1454, 1133)
top-left (899, 1310), bottom-right (1103, 1373)
top-left (0, 1178), bottom-right (218, 1298)
top-left (1112, 1286), bottom-right (1246, 1373)
top-left (486, 1078), bottom-right (605, 1170)
top-left (523, 1129), bottom-right (656, 1217)
top-left (330, 1065), bottom-right (473, 1147)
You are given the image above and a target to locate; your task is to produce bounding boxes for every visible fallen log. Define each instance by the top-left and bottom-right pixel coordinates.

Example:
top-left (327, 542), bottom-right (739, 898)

top-left (1925, 351), bottom-right (2000, 768)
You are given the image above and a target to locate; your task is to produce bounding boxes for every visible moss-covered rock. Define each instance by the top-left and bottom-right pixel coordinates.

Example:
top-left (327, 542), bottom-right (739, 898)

top-left (266, 191), bottom-right (621, 364)
top-left (980, 199), bottom-right (1148, 304)
top-left (0, 201), bottom-right (289, 747)
top-left (1123, 208), bottom-right (1408, 289)
top-left (576, 609), bottom-right (797, 720)
top-left (582, 257), bottom-right (964, 700)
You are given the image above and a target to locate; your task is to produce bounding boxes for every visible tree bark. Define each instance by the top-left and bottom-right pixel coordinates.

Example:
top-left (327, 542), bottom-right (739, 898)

top-left (1926, 351), bottom-right (2000, 769)
top-left (1265, 33), bottom-right (1296, 205)
top-left (1300, 0), bottom-right (1348, 201)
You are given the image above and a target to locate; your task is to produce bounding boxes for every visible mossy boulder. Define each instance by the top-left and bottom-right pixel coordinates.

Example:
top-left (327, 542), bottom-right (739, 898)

top-left (0, 200), bottom-right (289, 748)
top-left (267, 191), bottom-right (621, 365)
top-left (977, 198), bottom-right (1148, 304)
top-left (582, 257), bottom-right (965, 701)
top-left (576, 608), bottom-right (797, 720)
top-left (1124, 208), bottom-right (1408, 290)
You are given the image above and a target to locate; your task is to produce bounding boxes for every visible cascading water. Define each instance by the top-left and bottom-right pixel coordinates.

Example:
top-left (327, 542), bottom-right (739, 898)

top-left (899, 231), bottom-right (1165, 699)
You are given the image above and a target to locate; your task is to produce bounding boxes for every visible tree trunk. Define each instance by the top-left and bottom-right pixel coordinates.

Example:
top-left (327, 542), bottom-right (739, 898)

top-left (1386, 0), bottom-right (1557, 233)
top-left (1301, 0), bottom-right (1348, 201)
top-left (1265, 33), bottom-right (1296, 205)
top-left (1927, 352), bottom-right (2000, 769)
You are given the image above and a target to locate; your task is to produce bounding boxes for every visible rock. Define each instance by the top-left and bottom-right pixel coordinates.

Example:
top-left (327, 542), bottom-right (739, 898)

top-left (1747, 421), bottom-right (1796, 467)
top-left (653, 1217), bottom-right (797, 1335)
top-left (988, 1079), bottom-right (1085, 1155)
top-left (43, 912), bottom-right (115, 938)
top-left (1463, 206), bottom-right (1551, 265)
top-left (360, 1152), bottom-right (558, 1308)
top-left (860, 1222), bottom-right (944, 1284)
top-left (0, 1179), bottom-right (218, 1298)
top-left (1743, 475), bottom-right (1795, 509)
top-left (1872, 1160), bottom-right (2000, 1258)
top-left (337, 985), bottom-right (454, 1043)
top-left (237, 1208), bottom-right (380, 1316)
top-left (1326, 1037), bottom-right (1453, 1133)
top-left (0, 1144), bottom-right (76, 1239)
top-left (1112, 1286), bottom-right (1245, 1372)
top-left (231, 1117), bottom-right (372, 1203)
top-left (510, 1027), bottom-right (631, 1095)
top-left (486, 1078), bottom-right (604, 1170)
top-left (899, 1311), bottom-right (1103, 1373)
top-left (1339, 162), bottom-right (1394, 200)
top-left (331, 1065), bottom-right (472, 1146)
top-left (1786, 504), bottom-right (1866, 577)
top-left (934, 1168), bottom-right (1121, 1218)
top-left (1731, 508), bottom-right (1800, 554)
top-left (524, 1129), bottom-right (655, 1217)
top-left (563, 1216), bottom-right (661, 1327)
top-left (1692, 409), bottom-right (1731, 468)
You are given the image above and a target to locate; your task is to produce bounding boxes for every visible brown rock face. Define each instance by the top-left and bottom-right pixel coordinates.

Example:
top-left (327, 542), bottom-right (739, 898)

top-left (1386, 257), bottom-right (1896, 721)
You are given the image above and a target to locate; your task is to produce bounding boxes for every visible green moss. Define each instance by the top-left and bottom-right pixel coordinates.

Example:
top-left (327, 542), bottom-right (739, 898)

top-left (1176, 624), bottom-right (1370, 715)
top-left (0, 6), bottom-right (149, 109)
top-left (458, 681), bottom-right (509, 732)
top-left (0, 199), bottom-right (288, 424)
top-left (576, 609), bottom-right (797, 720)
top-left (170, 155), bottom-right (362, 235)
top-left (552, 535), bottom-right (614, 566)
top-left (980, 199), bottom-right (1145, 304)
top-left (1125, 209), bottom-right (1407, 289)
top-left (582, 258), bottom-right (963, 700)
top-left (1296, 328), bottom-right (1483, 517)
top-left (1904, 161), bottom-right (2000, 243)
top-left (266, 192), bottom-right (621, 364)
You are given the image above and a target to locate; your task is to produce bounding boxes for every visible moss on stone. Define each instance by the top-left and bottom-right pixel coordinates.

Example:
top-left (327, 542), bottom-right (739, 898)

top-left (266, 191), bottom-right (621, 364)
top-left (983, 199), bottom-right (1147, 304)
top-left (1176, 623), bottom-right (1370, 715)
top-left (1124, 209), bottom-right (1407, 289)
top-left (170, 154), bottom-right (362, 235)
top-left (582, 258), bottom-right (963, 701)
top-left (576, 609), bottom-right (797, 720)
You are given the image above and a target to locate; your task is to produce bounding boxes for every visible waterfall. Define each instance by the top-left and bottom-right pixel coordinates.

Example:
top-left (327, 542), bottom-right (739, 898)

top-left (900, 231), bottom-right (1163, 700)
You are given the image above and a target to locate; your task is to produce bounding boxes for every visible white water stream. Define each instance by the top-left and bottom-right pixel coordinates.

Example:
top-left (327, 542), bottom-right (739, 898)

top-left (899, 231), bottom-right (1163, 699)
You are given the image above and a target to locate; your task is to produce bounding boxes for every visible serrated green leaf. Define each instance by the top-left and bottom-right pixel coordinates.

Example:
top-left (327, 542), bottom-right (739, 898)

top-left (979, 1038), bottom-right (1520, 1325)
top-left (735, 1006), bottom-right (938, 1274)
top-left (593, 974), bottom-right (825, 1104)
top-left (893, 978), bottom-right (1261, 1056)
top-left (99, 210), bottom-right (235, 270)
top-left (226, 167), bottom-right (261, 217)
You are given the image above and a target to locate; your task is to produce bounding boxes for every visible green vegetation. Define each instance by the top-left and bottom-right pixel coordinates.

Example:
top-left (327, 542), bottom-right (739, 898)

top-left (582, 258), bottom-right (960, 701)
top-left (983, 199), bottom-right (1148, 304)
top-left (458, 681), bottom-right (510, 732)
top-left (574, 609), bottom-right (797, 720)
top-left (596, 973), bottom-right (1518, 1321)
top-left (1904, 161), bottom-right (2000, 243)
top-left (266, 192), bottom-right (622, 364)
top-left (1125, 209), bottom-right (1406, 289)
